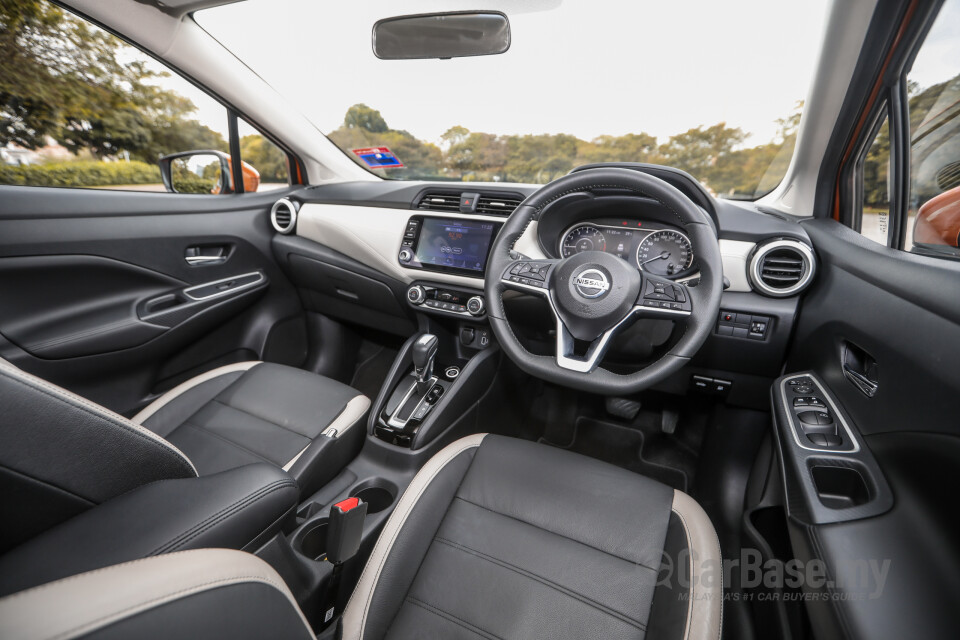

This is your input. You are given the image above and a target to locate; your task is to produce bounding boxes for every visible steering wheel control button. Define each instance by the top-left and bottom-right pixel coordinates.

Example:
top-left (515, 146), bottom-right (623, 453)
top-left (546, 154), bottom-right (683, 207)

top-left (643, 279), bottom-right (674, 301)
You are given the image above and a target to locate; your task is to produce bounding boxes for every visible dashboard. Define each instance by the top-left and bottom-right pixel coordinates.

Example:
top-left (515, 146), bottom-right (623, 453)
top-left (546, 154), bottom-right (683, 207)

top-left (558, 219), bottom-right (695, 279)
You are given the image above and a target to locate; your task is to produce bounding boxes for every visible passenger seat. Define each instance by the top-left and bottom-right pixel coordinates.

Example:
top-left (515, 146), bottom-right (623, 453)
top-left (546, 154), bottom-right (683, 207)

top-left (130, 361), bottom-right (370, 488)
top-left (0, 358), bottom-right (369, 553)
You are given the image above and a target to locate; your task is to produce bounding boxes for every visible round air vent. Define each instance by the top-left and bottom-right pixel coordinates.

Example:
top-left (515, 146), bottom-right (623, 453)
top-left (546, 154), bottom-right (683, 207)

top-left (270, 198), bottom-right (298, 234)
top-left (748, 239), bottom-right (816, 297)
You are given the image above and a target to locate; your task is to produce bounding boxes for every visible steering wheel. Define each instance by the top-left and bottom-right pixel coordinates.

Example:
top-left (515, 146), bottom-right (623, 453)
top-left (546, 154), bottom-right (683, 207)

top-left (484, 167), bottom-right (723, 395)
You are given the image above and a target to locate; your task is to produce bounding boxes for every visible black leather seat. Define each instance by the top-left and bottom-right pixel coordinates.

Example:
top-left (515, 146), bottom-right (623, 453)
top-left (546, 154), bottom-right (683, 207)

top-left (130, 361), bottom-right (370, 485)
top-left (0, 434), bottom-right (722, 639)
top-left (342, 434), bottom-right (722, 639)
top-left (0, 357), bottom-right (369, 553)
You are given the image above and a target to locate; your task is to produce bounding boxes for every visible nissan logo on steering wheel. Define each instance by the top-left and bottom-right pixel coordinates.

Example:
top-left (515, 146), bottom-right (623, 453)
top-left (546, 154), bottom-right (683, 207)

top-left (573, 268), bottom-right (610, 298)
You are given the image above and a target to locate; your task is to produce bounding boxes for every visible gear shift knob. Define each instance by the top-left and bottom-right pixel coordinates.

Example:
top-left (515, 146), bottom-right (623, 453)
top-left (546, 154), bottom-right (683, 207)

top-left (412, 334), bottom-right (438, 390)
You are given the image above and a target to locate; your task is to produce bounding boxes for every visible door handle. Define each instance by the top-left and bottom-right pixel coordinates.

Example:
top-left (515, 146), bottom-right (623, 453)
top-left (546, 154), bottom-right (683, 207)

top-left (842, 365), bottom-right (878, 397)
top-left (185, 255), bottom-right (226, 265)
top-left (185, 245), bottom-right (229, 266)
top-left (841, 341), bottom-right (879, 398)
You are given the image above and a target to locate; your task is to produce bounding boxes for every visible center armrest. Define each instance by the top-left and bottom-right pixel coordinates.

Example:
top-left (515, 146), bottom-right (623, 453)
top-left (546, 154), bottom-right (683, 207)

top-left (0, 463), bottom-right (298, 597)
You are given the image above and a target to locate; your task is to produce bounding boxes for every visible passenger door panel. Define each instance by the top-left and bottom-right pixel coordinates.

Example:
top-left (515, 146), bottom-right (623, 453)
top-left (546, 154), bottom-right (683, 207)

top-left (0, 186), bottom-right (304, 414)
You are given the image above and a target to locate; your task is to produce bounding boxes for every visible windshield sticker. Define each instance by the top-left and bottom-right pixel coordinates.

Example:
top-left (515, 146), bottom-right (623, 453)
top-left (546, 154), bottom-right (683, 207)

top-left (352, 147), bottom-right (404, 169)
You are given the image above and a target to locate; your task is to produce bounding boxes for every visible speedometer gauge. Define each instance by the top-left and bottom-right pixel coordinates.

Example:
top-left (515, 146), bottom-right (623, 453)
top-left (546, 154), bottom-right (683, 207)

top-left (560, 224), bottom-right (607, 257)
top-left (636, 230), bottom-right (694, 277)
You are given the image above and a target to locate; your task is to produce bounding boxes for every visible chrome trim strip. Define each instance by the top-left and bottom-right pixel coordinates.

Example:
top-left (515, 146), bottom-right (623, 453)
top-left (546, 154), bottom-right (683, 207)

top-left (386, 375), bottom-right (438, 429)
top-left (183, 271), bottom-right (265, 302)
top-left (184, 255), bottom-right (226, 265)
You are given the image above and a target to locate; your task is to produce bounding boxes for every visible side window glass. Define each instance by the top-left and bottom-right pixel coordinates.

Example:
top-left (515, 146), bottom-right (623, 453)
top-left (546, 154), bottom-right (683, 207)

top-left (859, 116), bottom-right (893, 246)
top-left (906, 0), bottom-right (960, 258)
top-left (238, 119), bottom-right (290, 192)
top-left (0, 0), bottom-right (228, 193)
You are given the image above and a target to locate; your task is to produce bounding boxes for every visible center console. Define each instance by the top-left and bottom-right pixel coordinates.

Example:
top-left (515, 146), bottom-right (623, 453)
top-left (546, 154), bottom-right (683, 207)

top-left (254, 214), bottom-right (505, 635)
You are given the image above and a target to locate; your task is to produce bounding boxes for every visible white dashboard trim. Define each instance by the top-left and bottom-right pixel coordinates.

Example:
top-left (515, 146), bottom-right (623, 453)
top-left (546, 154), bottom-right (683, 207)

top-left (296, 203), bottom-right (753, 292)
top-left (720, 239), bottom-right (754, 293)
top-left (297, 203), bottom-right (510, 288)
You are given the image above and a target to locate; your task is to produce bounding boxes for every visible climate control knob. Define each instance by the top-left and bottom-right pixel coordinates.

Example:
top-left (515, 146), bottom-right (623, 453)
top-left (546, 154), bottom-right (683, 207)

top-left (407, 285), bottom-right (426, 305)
top-left (398, 248), bottom-right (413, 263)
top-left (466, 296), bottom-right (485, 316)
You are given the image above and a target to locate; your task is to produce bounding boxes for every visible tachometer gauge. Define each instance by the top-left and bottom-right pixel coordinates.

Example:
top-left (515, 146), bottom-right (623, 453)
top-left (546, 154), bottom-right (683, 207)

top-left (636, 230), bottom-right (694, 277)
top-left (560, 224), bottom-right (607, 257)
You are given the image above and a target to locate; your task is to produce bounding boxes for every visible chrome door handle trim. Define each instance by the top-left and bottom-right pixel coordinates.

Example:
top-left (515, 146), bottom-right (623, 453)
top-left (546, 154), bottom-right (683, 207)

top-left (843, 365), bottom-right (878, 397)
top-left (185, 255), bottom-right (227, 265)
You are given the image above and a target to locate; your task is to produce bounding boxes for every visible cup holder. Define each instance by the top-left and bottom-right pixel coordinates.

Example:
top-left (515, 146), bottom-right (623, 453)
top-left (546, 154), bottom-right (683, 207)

top-left (350, 479), bottom-right (397, 515)
top-left (297, 519), bottom-right (329, 561)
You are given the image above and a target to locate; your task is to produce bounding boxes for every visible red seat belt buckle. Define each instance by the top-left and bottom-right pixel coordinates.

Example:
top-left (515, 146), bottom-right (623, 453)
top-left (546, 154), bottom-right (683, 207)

top-left (334, 497), bottom-right (360, 513)
top-left (326, 497), bottom-right (367, 565)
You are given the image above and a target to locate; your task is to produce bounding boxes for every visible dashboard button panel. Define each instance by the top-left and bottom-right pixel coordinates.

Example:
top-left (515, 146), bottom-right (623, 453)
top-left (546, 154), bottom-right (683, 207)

top-left (716, 309), bottom-right (771, 340)
top-left (406, 283), bottom-right (486, 320)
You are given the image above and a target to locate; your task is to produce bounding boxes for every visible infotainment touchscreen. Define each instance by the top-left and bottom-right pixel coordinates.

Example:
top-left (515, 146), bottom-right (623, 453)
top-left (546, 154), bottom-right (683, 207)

top-left (414, 218), bottom-right (499, 273)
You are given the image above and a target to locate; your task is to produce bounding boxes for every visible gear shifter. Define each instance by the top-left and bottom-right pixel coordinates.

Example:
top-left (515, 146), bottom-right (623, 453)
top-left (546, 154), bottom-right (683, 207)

top-left (412, 333), bottom-right (438, 395)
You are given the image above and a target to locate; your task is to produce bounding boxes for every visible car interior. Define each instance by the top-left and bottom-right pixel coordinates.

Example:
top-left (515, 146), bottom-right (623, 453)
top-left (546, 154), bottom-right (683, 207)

top-left (1, 0), bottom-right (959, 639)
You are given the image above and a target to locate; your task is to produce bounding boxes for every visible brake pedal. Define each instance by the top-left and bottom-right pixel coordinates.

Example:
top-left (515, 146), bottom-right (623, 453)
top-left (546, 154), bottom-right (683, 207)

top-left (605, 397), bottom-right (641, 421)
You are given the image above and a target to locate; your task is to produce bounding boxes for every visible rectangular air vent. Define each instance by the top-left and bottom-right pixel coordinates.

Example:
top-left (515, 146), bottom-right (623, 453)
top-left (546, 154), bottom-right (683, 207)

top-left (476, 194), bottom-right (524, 216)
top-left (417, 192), bottom-right (461, 212)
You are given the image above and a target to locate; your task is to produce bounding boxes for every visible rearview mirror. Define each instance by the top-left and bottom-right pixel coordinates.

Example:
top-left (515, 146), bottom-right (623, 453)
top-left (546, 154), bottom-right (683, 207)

top-left (373, 11), bottom-right (510, 60)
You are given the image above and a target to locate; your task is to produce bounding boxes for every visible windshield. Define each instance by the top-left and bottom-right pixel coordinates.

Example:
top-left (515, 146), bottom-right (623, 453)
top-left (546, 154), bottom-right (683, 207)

top-left (198, 1), bottom-right (829, 199)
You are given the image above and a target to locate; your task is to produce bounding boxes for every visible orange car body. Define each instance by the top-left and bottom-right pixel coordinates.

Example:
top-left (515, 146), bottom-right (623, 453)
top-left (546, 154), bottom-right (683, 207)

top-left (913, 185), bottom-right (960, 248)
top-left (212, 160), bottom-right (260, 194)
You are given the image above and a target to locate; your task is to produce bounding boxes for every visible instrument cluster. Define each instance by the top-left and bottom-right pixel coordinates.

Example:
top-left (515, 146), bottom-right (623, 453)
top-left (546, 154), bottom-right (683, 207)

top-left (558, 220), bottom-right (695, 278)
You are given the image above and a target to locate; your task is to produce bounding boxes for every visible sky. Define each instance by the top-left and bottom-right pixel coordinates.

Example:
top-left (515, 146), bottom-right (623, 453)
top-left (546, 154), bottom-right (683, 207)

top-left (908, 0), bottom-right (960, 92)
top-left (193, 0), bottom-right (833, 148)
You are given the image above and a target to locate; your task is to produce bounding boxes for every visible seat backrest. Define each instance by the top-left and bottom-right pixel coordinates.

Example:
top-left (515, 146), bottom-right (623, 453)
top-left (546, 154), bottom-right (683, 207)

top-left (0, 359), bottom-right (196, 553)
top-left (0, 549), bottom-right (315, 640)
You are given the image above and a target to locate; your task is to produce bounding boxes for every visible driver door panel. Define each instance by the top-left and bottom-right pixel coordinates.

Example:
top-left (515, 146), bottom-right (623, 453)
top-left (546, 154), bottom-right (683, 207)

top-left (775, 218), bottom-right (960, 638)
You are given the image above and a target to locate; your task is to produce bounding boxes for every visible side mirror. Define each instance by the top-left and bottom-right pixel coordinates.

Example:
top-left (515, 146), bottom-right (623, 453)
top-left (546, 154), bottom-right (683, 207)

top-left (912, 184), bottom-right (960, 257)
top-left (158, 151), bottom-right (233, 194)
